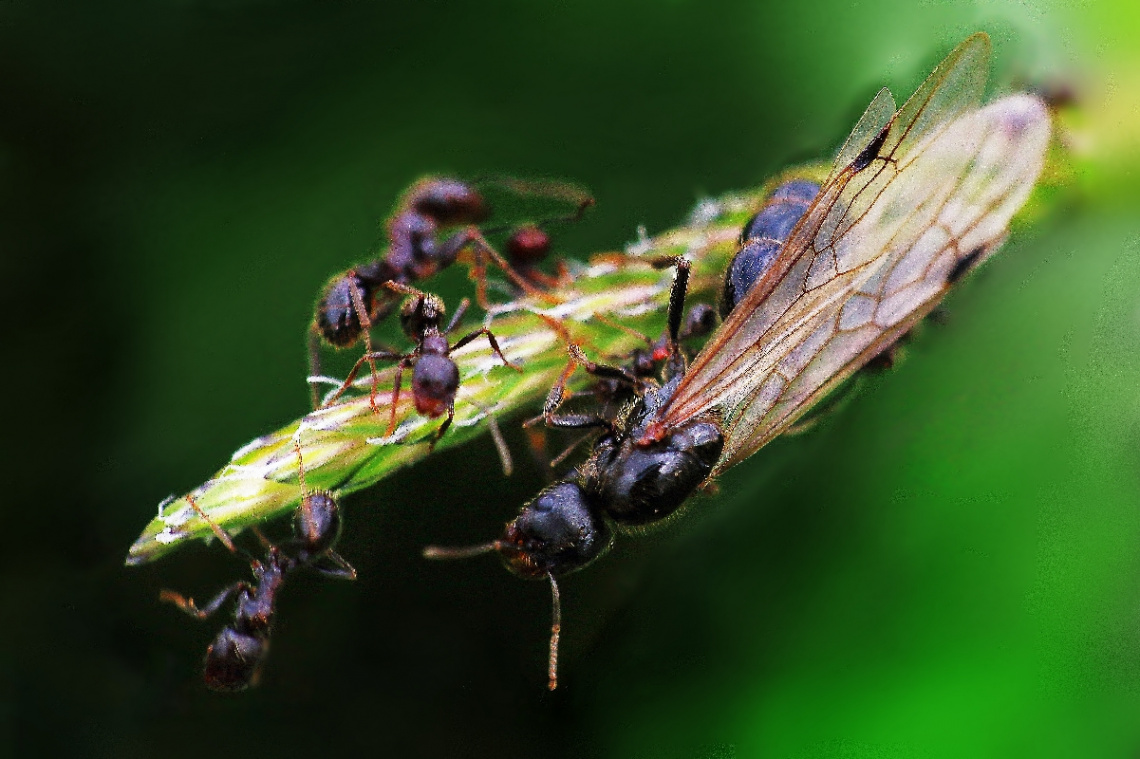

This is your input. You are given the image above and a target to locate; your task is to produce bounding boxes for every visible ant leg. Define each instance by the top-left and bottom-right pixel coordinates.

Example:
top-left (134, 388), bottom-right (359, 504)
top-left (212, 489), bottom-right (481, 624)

top-left (160, 582), bottom-right (248, 620)
top-left (385, 358), bottom-right (413, 438)
top-left (248, 527), bottom-right (274, 551)
top-left (427, 404), bottom-right (454, 453)
top-left (382, 280), bottom-right (427, 300)
top-left (444, 229), bottom-right (554, 307)
top-left (646, 256), bottom-right (693, 379)
top-left (487, 414), bottom-right (514, 476)
top-left (444, 298), bottom-right (471, 335)
top-left (346, 275), bottom-right (384, 412)
top-left (310, 551), bottom-right (358, 581)
top-left (540, 349), bottom-right (618, 432)
top-left (450, 327), bottom-right (523, 372)
top-left (548, 429), bottom-right (600, 469)
top-left (590, 312), bottom-right (653, 349)
top-left (320, 349), bottom-right (409, 408)
top-left (481, 175), bottom-right (594, 220)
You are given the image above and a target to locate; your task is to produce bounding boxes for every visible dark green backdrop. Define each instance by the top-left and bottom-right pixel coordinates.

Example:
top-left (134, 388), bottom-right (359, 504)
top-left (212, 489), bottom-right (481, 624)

top-left (4, 1), bottom-right (1140, 757)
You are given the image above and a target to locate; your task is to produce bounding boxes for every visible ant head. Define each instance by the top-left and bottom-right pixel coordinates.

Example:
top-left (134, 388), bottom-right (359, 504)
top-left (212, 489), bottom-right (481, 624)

top-left (499, 482), bottom-right (613, 578)
top-left (293, 491), bottom-right (343, 557)
top-left (425, 482), bottom-right (611, 579)
top-left (203, 627), bottom-right (266, 692)
top-left (398, 292), bottom-right (446, 338)
top-left (406, 178), bottom-right (489, 225)
top-left (506, 225), bottom-right (552, 267)
top-left (423, 480), bottom-right (609, 691)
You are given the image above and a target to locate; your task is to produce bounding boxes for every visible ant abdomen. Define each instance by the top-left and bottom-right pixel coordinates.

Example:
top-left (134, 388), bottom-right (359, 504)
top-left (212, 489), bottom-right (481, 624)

top-left (721, 179), bottom-right (820, 319)
top-left (405, 178), bottom-right (489, 225)
top-left (410, 354), bottom-right (460, 417)
top-left (506, 225), bottom-right (552, 267)
top-left (315, 269), bottom-right (394, 348)
top-left (204, 627), bottom-right (266, 692)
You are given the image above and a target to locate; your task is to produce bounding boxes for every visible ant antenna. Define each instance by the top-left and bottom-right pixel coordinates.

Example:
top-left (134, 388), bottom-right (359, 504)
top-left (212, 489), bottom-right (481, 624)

top-left (486, 414), bottom-right (514, 477)
top-left (547, 573), bottom-right (561, 691)
top-left (422, 542), bottom-right (566, 690)
top-left (184, 493), bottom-right (237, 554)
top-left (421, 542), bottom-right (502, 561)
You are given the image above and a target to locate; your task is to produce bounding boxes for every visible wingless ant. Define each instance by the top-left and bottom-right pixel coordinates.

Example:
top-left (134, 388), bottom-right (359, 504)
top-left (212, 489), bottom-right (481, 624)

top-left (160, 442), bottom-right (356, 691)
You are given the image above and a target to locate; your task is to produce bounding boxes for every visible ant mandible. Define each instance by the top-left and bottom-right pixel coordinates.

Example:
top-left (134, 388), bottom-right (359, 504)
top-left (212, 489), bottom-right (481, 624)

top-left (309, 177), bottom-right (592, 409)
top-left (160, 441), bottom-right (356, 692)
top-left (323, 282), bottom-right (522, 450)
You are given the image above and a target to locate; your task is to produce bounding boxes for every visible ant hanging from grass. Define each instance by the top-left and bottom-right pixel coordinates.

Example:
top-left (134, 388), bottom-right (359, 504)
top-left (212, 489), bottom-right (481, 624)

top-left (160, 441), bottom-right (356, 692)
top-left (322, 282), bottom-right (522, 451)
top-left (309, 176), bottom-right (592, 409)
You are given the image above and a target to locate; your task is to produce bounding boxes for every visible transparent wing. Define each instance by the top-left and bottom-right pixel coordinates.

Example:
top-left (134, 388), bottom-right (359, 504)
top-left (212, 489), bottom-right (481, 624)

top-left (658, 33), bottom-right (993, 428)
top-left (713, 95), bottom-right (1051, 468)
top-left (653, 34), bottom-right (1050, 469)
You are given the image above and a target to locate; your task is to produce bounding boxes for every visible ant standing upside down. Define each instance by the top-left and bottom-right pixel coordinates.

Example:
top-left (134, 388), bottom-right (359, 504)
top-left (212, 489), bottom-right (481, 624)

top-left (323, 282), bottom-right (522, 450)
top-left (160, 442), bottom-right (356, 692)
top-left (309, 176), bottom-right (592, 409)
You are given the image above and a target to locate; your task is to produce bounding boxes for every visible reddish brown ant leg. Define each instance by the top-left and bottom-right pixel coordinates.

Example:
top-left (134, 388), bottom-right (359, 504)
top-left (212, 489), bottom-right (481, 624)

top-left (320, 349), bottom-right (410, 408)
top-left (346, 275), bottom-right (384, 412)
top-left (456, 229), bottom-right (560, 306)
top-left (443, 297), bottom-right (470, 336)
top-left (450, 327), bottom-right (523, 372)
top-left (382, 280), bottom-right (426, 299)
top-left (385, 358), bottom-right (413, 438)
top-left (540, 349), bottom-right (615, 432)
top-left (486, 414), bottom-right (514, 476)
top-left (590, 312), bottom-right (653, 348)
top-left (160, 582), bottom-right (248, 620)
top-left (426, 405), bottom-right (455, 453)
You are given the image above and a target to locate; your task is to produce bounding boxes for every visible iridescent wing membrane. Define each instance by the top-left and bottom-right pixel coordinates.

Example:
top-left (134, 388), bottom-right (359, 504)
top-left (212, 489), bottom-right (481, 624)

top-left (654, 33), bottom-right (1051, 470)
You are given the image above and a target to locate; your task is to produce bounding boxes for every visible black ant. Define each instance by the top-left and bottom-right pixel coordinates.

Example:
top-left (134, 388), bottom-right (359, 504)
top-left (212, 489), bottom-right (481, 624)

top-left (160, 441), bottom-right (356, 692)
top-left (323, 282), bottom-right (522, 450)
top-left (309, 176), bottom-right (592, 409)
top-left (426, 259), bottom-right (724, 690)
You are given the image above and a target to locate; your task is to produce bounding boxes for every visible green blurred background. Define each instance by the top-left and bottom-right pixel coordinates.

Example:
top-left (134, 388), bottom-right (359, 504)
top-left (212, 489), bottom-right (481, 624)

top-left (4, 0), bottom-right (1139, 756)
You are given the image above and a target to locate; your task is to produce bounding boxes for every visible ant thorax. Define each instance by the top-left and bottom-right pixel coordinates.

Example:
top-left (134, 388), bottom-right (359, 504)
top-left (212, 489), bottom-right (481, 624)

top-left (580, 377), bottom-right (723, 527)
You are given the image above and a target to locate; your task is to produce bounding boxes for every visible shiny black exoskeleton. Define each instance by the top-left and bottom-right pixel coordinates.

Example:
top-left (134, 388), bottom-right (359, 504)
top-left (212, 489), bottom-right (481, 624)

top-left (425, 259), bottom-right (723, 688)
top-left (323, 282), bottom-right (520, 448)
top-left (720, 179), bottom-right (820, 318)
top-left (161, 449), bottom-right (356, 692)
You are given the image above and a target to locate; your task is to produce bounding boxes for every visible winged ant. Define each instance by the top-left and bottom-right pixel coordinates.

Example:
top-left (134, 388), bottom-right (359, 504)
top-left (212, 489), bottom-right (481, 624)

top-left (425, 258), bottom-right (723, 689)
top-left (160, 441), bottom-right (356, 692)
